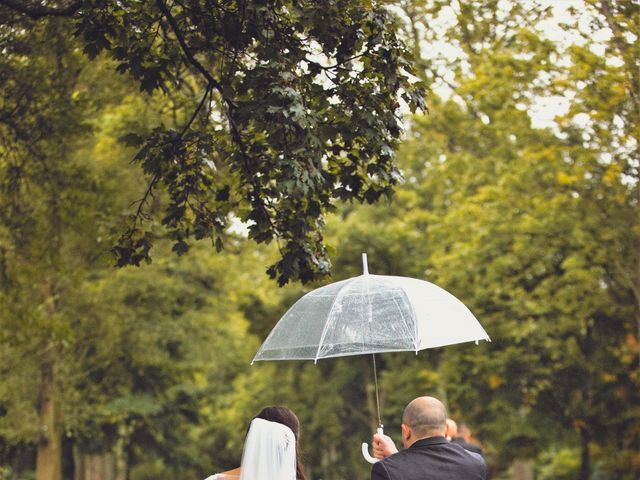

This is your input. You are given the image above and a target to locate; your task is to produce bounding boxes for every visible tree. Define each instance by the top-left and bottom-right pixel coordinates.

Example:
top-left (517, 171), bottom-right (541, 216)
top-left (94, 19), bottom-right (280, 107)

top-left (563, 0), bottom-right (639, 376)
top-left (0, 0), bottom-right (425, 284)
top-left (64, 241), bottom-right (264, 480)
top-left (0, 15), bottom-right (199, 479)
top-left (3, 1), bottom-right (637, 479)
top-left (0, 15), bottom-right (107, 480)
top-left (321, 1), bottom-right (639, 478)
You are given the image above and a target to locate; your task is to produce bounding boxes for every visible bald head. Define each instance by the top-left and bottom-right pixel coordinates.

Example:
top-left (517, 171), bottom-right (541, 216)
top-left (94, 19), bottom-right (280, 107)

top-left (402, 396), bottom-right (447, 440)
top-left (446, 418), bottom-right (458, 440)
top-left (458, 423), bottom-right (472, 441)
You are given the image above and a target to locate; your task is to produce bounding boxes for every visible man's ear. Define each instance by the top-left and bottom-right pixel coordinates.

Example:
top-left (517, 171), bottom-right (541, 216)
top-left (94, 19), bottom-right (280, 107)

top-left (444, 422), bottom-right (450, 439)
top-left (401, 423), bottom-right (411, 442)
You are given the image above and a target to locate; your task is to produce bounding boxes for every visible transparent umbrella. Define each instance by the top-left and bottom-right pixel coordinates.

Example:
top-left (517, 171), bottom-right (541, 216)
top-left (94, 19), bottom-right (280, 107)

top-left (252, 254), bottom-right (490, 462)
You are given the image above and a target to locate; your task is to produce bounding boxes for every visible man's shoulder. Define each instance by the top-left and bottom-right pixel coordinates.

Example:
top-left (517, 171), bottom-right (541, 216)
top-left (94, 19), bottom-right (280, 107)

top-left (373, 440), bottom-right (486, 479)
top-left (453, 437), bottom-right (484, 455)
top-left (447, 442), bottom-right (486, 466)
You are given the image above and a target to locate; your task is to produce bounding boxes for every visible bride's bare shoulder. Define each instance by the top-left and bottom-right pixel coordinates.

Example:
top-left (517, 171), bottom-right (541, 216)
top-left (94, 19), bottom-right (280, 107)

top-left (205, 467), bottom-right (241, 479)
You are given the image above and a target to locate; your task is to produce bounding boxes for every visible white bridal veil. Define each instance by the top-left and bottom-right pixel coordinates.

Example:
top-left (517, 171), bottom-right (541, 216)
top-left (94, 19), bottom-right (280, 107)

top-left (239, 418), bottom-right (297, 480)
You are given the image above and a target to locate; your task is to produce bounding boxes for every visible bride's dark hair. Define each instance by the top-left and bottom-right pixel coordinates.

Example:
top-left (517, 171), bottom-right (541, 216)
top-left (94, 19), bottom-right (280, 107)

top-left (254, 406), bottom-right (308, 480)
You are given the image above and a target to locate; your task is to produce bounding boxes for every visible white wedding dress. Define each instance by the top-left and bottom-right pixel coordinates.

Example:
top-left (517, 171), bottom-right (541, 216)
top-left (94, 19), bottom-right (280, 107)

top-left (205, 418), bottom-right (297, 480)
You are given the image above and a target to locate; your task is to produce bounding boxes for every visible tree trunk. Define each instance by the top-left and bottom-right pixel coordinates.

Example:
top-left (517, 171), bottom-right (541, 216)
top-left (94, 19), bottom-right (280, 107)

top-left (320, 445), bottom-right (330, 480)
top-left (36, 360), bottom-right (61, 480)
top-left (114, 431), bottom-right (128, 480)
top-left (37, 278), bottom-right (62, 480)
top-left (636, 231), bottom-right (640, 373)
top-left (579, 425), bottom-right (591, 480)
top-left (511, 459), bottom-right (533, 480)
top-left (74, 452), bottom-right (117, 480)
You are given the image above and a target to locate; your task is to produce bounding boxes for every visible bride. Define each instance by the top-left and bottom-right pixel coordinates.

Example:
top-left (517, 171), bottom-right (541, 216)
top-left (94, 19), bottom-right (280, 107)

top-left (206, 406), bottom-right (308, 480)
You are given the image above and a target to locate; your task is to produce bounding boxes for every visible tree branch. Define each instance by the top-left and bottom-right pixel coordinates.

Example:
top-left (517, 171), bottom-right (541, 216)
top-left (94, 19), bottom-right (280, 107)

top-left (0, 0), bottom-right (82, 19)
top-left (127, 173), bottom-right (161, 235)
top-left (155, 0), bottom-right (277, 240)
top-left (155, 0), bottom-right (224, 93)
top-left (180, 83), bottom-right (213, 137)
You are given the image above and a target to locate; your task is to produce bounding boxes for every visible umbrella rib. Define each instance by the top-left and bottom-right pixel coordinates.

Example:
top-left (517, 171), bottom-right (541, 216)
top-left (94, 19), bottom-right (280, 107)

top-left (313, 278), bottom-right (357, 363)
top-left (390, 294), bottom-right (419, 351)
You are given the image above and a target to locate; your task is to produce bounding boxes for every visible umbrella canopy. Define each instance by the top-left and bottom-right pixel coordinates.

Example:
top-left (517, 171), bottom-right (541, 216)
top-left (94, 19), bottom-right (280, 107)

top-left (252, 254), bottom-right (490, 464)
top-left (252, 255), bottom-right (490, 364)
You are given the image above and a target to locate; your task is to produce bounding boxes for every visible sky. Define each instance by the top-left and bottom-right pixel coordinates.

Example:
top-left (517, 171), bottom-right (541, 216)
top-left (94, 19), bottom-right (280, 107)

top-left (418, 0), bottom-right (613, 129)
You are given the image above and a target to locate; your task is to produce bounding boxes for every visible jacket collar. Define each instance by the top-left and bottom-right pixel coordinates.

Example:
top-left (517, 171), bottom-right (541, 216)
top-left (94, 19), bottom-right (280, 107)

top-left (409, 436), bottom-right (449, 449)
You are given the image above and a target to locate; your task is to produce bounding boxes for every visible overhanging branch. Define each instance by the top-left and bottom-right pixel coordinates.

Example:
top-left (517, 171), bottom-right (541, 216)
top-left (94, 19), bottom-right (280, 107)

top-left (155, 0), bottom-right (224, 93)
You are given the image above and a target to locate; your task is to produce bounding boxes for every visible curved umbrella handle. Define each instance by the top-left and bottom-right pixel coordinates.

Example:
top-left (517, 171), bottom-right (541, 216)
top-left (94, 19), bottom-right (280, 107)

top-left (362, 427), bottom-right (384, 464)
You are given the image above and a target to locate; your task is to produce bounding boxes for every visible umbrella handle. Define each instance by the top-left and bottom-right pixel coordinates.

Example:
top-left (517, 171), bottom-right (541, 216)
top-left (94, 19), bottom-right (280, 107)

top-left (361, 427), bottom-right (384, 464)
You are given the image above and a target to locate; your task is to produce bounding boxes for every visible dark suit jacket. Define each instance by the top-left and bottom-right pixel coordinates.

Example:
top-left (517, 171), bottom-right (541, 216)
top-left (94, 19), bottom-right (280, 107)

top-left (452, 437), bottom-right (484, 456)
top-left (371, 436), bottom-right (487, 480)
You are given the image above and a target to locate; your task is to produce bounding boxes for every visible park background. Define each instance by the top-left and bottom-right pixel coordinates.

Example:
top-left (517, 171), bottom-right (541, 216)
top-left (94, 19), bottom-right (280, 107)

top-left (0, 0), bottom-right (638, 479)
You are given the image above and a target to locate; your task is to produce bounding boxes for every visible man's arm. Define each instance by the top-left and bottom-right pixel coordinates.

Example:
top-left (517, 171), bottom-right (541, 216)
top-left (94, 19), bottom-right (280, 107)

top-left (371, 460), bottom-right (391, 480)
top-left (463, 449), bottom-right (488, 480)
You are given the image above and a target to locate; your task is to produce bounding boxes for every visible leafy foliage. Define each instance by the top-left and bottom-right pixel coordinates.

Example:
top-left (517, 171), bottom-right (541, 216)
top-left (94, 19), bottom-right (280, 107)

top-left (325, 1), bottom-right (639, 478)
top-left (0, 1), bottom-right (638, 480)
top-left (0, 0), bottom-right (425, 285)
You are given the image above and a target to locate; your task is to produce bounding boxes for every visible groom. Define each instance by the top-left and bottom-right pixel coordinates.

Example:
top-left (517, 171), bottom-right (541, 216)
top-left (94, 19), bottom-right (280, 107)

top-left (371, 396), bottom-right (487, 480)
